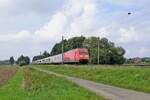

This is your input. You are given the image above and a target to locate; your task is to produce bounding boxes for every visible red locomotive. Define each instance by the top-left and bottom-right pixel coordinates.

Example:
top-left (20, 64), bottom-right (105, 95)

top-left (34, 48), bottom-right (89, 64)
top-left (64, 48), bottom-right (89, 64)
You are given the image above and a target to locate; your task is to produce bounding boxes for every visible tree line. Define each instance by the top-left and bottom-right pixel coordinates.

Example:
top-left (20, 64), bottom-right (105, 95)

top-left (0, 60), bottom-right (10, 65)
top-left (126, 57), bottom-right (150, 64)
top-left (6, 36), bottom-right (126, 65)
top-left (33, 36), bottom-right (126, 64)
top-left (6, 55), bottom-right (30, 66)
top-left (32, 51), bottom-right (50, 61)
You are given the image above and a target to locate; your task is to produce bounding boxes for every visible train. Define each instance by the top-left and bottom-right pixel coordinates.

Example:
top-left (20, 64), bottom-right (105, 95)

top-left (33, 48), bottom-right (89, 64)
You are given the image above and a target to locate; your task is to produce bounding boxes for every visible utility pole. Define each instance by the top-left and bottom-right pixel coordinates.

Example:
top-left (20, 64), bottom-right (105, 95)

top-left (98, 37), bottom-right (100, 65)
top-left (62, 35), bottom-right (64, 64)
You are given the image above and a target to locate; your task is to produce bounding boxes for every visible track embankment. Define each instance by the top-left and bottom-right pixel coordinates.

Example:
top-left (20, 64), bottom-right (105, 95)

top-left (32, 67), bottom-right (150, 100)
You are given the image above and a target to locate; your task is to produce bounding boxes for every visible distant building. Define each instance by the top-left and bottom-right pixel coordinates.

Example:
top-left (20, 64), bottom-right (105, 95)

top-left (132, 57), bottom-right (142, 64)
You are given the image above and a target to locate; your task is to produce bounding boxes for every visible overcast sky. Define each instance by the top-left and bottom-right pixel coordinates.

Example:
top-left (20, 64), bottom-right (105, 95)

top-left (0, 0), bottom-right (150, 60)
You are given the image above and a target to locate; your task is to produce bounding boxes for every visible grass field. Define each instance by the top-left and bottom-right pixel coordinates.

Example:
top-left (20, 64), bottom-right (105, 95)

top-left (37, 65), bottom-right (150, 93)
top-left (0, 67), bottom-right (104, 100)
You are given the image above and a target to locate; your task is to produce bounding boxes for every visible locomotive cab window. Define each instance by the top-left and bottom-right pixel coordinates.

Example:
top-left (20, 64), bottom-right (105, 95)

top-left (79, 50), bottom-right (88, 55)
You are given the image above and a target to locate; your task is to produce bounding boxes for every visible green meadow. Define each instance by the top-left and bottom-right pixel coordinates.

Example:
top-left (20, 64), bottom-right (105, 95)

top-left (0, 67), bottom-right (104, 100)
top-left (37, 65), bottom-right (150, 93)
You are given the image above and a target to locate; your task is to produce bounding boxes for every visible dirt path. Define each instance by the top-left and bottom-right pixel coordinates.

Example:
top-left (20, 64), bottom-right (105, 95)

top-left (33, 67), bottom-right (150, 100)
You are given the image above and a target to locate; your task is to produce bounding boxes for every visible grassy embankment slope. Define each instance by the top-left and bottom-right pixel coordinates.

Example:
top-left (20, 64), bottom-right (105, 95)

top-left (37, 65), bottom-right (150, 93)
top-left (0, 67), bottom-right (104, 100)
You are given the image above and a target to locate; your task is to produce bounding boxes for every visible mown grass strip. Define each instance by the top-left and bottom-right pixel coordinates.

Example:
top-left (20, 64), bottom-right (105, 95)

top-left (0, 67), bottom-right (104, 100)
top-left (37, 65), bottom-right (150, 93)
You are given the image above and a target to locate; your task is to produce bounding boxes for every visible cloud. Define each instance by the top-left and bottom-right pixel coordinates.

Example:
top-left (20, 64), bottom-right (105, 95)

top-left (139, 47), bottom-right (150, 57)
top-left (104, 0), bottom-right (135, 5)
top-left (0, 31), bottom-right (32, 42)
top-left (0, 0), bottom-right (13, 8)
top-left (35, 12), bottom-right (67, 42)
top-left (34, 0), bottom-right (98, 41)
top-left (118, 27), bottom-right (138, 43)
top-left (0, 0), bottom-right (99, 59)
top-left (0, 0), bottom-right (63, 13)
top-left (0, 0), bottom-right (143, 44)
top-left (68, 0), bottom-right (96, 34)
top-left (0, 0), bottom-right (150, 60)
top-left (0, 0), bottom-right (105, 44)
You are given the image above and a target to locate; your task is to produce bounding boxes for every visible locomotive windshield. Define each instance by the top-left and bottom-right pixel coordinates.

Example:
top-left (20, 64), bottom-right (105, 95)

top-left (79, 50), bottom-right (88, 55)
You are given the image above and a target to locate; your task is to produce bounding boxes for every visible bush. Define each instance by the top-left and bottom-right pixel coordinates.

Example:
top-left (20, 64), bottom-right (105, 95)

top-left (19, 61), bottom-right (27, 67)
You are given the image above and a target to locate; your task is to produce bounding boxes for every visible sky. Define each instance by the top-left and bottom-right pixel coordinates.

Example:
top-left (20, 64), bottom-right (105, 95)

top-left (0, 0), bottom-right (150, 60)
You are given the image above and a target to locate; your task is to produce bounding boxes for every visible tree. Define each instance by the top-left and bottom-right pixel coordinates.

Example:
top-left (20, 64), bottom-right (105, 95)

top-left (24, 56), bottom-right (30, 65)
top-left (17, 55), bottom-right (30, 66)
top-left (32, 51), bottom-right (50, 61)
top-left (9, 56), bottom-right (15, 65)
top-left (19, 60), bottom-right (27, 67)
top-left (83, 37), bottom-right (126, 64)
top-left (50, 36), bottom-right (85, 56)
top-left (43, 51), bottom-right (50, 58)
